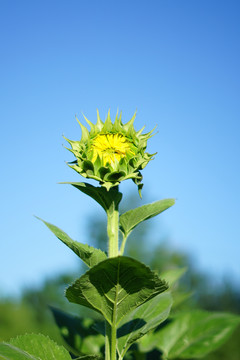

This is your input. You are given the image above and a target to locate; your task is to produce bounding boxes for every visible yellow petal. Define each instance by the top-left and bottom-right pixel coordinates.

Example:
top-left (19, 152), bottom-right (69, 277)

top-left (91, 133), bottom-right (133, 165)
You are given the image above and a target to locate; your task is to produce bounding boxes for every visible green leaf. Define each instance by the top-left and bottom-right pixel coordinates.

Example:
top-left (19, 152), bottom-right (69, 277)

top-left (50, 307), bottom-right (104, 356)
top-left (66, 256), bottom-right (168, 325)
top-left (36, 217), bottom-right (107, 267)
top-left (161, 267), bottom-right (187, 287)
top-left (61, 182), bottom-right (122, 211)
top-left (0, 334), bottom-right (72, 360)
top-left (75, 356), bottom-right (102, 360)
top-left (117, 291), bottom-right (172, 358)
top-left (159, 268), bottom-right (192, 310)
top-left (0, 343), bottom-right (36, 360)
top-left (171, 291), bottom-right (193, 309)
top-left (119, 199), bottom-right (175, 237)
top-left (156, 310), bottom-right (240, 359)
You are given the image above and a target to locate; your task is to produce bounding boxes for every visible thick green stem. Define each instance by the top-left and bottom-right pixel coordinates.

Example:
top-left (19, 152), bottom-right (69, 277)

top-left (110, 321), bottom-right (117, 360)
top-left (105, 322), bottom-right (111, 360)
top-left (105, 319), bottom-right (117, 360)
top-left (105, 190), bottom-right (120, 360)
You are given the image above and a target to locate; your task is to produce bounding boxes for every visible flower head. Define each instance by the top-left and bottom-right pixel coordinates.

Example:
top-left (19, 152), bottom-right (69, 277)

top-left (64, 110), bottom-right (156, 195)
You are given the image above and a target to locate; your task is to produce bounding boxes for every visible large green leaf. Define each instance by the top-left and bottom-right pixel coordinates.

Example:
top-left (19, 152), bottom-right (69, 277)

top-left (0, 343), bottom-right (35, 360)
top-left (117, 291), bottom-right (172, 358)
top-left (61, 182), bottom-right (122, 211)
top-left (66, 256), bottom-right (168, 326)
top-left (0, 334), bottom-right (72, 360)
top-left (119, 199), bottom-right (175, 237)
top-left (37, 218), bottom-right (107, 267)
top-left (50, 307), bottom-right (104, 356)
top-left (156, 310), bottom-right (240, 359)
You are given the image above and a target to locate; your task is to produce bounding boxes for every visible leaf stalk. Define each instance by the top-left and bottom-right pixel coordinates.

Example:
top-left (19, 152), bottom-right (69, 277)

top-left (107, 190), bottom-right (120, 258)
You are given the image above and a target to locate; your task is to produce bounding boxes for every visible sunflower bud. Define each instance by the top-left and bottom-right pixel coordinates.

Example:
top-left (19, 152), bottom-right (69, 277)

top-left (64, 110), bottom-right (156, 195)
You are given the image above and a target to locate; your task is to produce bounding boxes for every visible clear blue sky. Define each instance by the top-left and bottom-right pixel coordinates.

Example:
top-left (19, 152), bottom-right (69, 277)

top-left (1, 0), bottom-right (240, 297)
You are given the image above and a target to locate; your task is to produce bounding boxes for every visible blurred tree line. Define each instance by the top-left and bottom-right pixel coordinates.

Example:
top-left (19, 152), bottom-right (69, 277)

top-left (0, 195), bottom-right (239, 359)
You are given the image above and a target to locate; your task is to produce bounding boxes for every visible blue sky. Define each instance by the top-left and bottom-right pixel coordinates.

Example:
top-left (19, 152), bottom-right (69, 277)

top-left (1, 0), bottom-right (240, 297)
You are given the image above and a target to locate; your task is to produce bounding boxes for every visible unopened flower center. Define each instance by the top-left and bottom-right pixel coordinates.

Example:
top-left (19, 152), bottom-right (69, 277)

top-left (91, 133), bottom-right (133, 165)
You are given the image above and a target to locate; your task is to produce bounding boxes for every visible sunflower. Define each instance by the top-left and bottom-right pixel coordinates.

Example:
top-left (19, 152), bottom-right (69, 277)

top-left (64, 110), bottom-right (156, 194)
top-left (90, 133), bottom-right (134, 166)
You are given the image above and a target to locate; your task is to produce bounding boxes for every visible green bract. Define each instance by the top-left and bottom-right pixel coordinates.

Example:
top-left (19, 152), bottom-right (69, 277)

top-left (64, 110), bottom-right (155, 193)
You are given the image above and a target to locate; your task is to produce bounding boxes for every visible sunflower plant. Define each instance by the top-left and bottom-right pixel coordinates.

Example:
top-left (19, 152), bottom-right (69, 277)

top-left (1, 110), bottom-right (239, 360)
